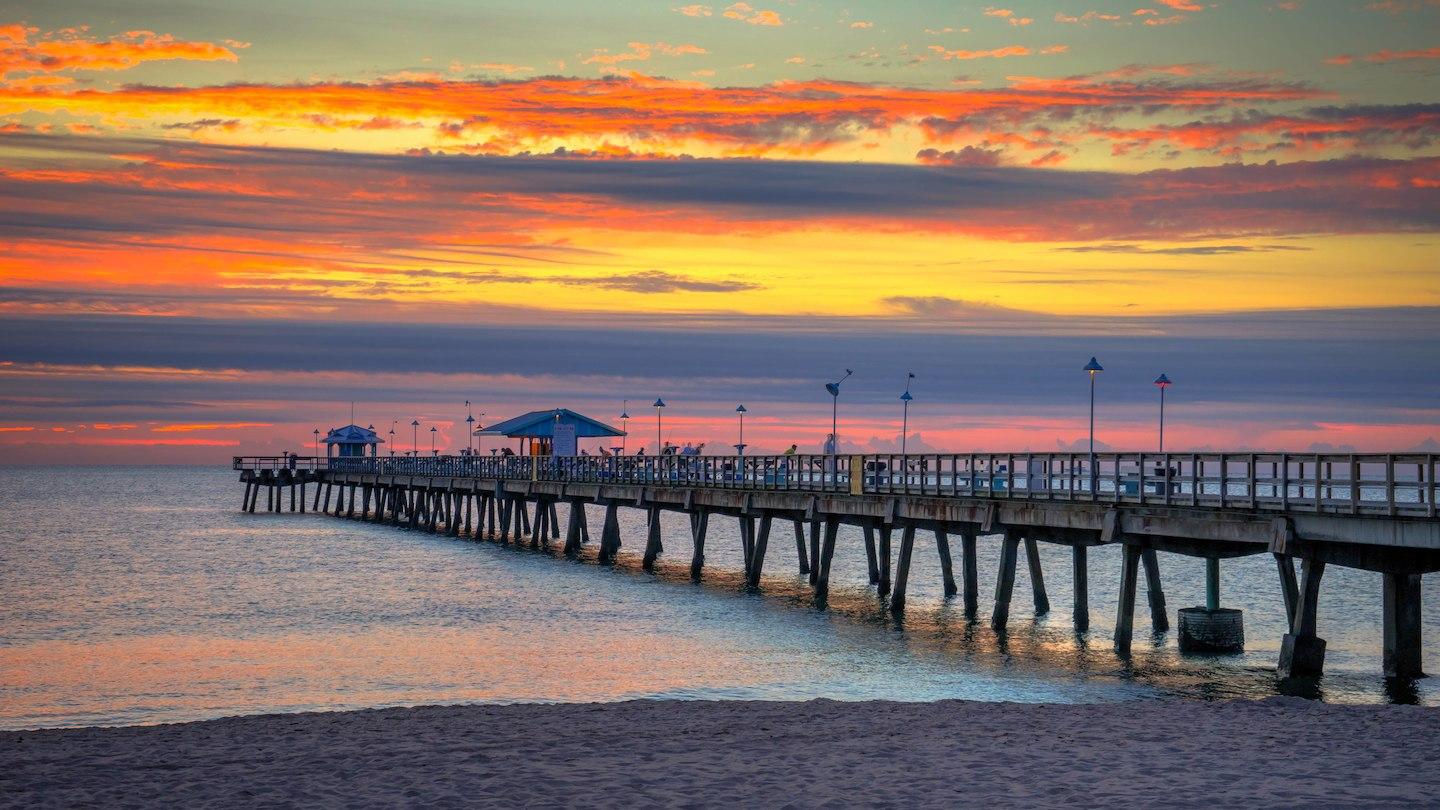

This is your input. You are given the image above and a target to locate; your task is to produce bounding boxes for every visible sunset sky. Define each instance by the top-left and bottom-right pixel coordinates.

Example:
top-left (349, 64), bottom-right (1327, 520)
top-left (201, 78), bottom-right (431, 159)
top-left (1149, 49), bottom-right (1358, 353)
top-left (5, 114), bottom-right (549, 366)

top-left (1, 0), bottom-right (1437, 462)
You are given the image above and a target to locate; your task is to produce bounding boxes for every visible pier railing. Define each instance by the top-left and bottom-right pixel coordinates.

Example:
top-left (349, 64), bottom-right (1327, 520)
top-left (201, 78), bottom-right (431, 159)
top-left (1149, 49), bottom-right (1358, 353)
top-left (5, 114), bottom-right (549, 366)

top-left (234, 452), bottom-right (1438, 518)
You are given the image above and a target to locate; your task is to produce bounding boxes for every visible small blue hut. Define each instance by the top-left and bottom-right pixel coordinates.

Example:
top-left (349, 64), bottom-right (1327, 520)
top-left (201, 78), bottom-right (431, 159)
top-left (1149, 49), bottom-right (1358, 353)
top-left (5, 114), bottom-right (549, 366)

top-left (476, 409), bottom-right (624, 456)
top-left (323, 424), bottom-right (383, 458)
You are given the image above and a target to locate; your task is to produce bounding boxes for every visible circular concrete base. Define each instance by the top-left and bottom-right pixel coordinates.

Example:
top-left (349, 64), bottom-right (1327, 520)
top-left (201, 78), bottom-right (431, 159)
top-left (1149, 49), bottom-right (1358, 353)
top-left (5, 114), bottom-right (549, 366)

top-left (1178, 607), bottom-right (1245, 653)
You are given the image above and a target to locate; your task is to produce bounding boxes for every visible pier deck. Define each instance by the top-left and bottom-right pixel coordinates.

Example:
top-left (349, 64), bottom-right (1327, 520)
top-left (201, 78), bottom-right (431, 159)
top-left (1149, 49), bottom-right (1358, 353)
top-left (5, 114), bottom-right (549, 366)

top-left (236, 451), bottom-right (1439, 680)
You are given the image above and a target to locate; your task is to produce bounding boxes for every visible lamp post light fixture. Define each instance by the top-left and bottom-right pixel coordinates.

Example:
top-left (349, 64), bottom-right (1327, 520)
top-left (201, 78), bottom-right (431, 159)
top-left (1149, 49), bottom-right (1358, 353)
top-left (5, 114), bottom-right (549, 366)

top-left (825, 369), bottom-right (853, 456)
top-left (900, 372), bottom-right (915, 456)
top-left (735, 404), bottom-right (747, 456)
top-left (430, 425), bottom-right (438, 456)
top-left (411, 419), bottom-right (420, 457)
top-left (1083, 357), bottom-right (1103, 492)
top-left (653, 398), bottom-right (666, 453)
top-left (388, 421), bottom-right (396, 457)
top-left (1154, 373), bottom-right (1172, 452)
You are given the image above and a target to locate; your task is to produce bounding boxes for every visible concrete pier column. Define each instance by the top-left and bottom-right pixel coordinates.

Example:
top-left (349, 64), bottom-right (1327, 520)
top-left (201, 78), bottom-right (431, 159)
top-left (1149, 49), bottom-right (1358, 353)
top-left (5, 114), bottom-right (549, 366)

top-left (643, 506), bottom-right (663, 571)
top-left (564, 501), bottom-right (584, 556)
top-left (878, 526), bottom-right (893, 597)
top-left (549, 502), bottom-right (561, 540)
top-left (890, 524), bottom-right (916, 613)
top-left (1072, 545), bottom-right (1090, 632)
top-left (689, 510), bottom-right (709, 581)
top-left (863, 526), bottom-right (880, 585)
top-left (1141, 549), bottom-right (1168, 633)
top-left (746, 514), bottom-right (772, 587)
top-left (815, 519), bottom-right (839, 601)
top-left (1115, 544), bottom-right (1142, 656)
top-left (1278, 558), bottom-right (1327, 678)
top-left (991, 529), bottom-right (1022, 633)
top-left (961, 531), bottom-right (979, 618)
top-left (808, 521), bottom-right (821, 586)
top-left (1383, 571), bottom-right (1424, 679)
top-left (935, 526), bottom-right (958, 598)
top-left (599, 503), bottom-right (621, 564)
top-left (792, 520), bottom-right (810, 575)
top-left (1024, 536), bottom-right (1050, 615)
top-left (739, 516), bottom-right (755, 573)
top-left (1275, 554), bottom-right (1299, 626)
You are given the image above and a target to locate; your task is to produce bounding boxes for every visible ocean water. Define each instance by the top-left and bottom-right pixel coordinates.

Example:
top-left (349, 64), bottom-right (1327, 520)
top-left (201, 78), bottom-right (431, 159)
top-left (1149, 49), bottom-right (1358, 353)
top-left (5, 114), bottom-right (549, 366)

top-left (2, 465), bottom-right (1437, 731)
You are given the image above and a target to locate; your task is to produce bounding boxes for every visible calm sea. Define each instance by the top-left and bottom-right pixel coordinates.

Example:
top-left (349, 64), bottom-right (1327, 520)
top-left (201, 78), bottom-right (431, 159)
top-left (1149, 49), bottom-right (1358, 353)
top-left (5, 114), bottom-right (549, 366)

top-left (3, 465), bottom-right (1437, 730)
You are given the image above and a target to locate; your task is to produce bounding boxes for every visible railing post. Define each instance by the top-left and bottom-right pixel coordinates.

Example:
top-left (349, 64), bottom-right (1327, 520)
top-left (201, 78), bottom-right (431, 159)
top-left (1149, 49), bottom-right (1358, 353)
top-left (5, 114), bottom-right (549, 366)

top-left (850, 455), bottom-right (864, 495)
top-left (530, 455), bottom-right (538, 482)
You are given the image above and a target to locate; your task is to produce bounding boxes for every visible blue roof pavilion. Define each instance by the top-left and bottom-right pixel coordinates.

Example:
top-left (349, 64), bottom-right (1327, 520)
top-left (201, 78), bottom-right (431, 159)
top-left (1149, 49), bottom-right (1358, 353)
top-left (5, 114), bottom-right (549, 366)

top-left (323, 424), bottom-right (383, 458)
top-left (476, 408), bottom-right (624, 455)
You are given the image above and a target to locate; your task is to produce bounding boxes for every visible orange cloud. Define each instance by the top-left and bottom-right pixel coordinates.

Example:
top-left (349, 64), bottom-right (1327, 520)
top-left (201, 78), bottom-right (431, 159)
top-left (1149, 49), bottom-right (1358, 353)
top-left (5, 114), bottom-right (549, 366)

top-left (928, 44), bottom-right (1034, 59)
top-left (0, 24), bottom-right (240, 81)
top-left (722, 3), bottom-right (783, 25)
top-left (152, 422), bottom-right (275, 432)
top-left (584, 42), bottom-right (707, 67)
top-left (1326, 47), bottom-right (1440, 65)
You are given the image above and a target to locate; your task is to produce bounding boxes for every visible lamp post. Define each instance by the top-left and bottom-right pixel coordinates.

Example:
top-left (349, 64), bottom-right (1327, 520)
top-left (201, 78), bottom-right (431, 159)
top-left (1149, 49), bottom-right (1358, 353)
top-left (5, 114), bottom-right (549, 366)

top-left (620, 401), bottom-right (630, 455)
top-left (313, 428), bottom-right (320, 457)
top-left (411, 419), bottom-right (419, 457)
top-left (900, 371), bottom-right (915, 456)
top-left (653, 398), bottom-right (666, 453)
top-left (1154, 373), bottom-right (1172, 452)
top-left (735, 404), bottom-right (747, 456)
top-left (825, 369), bottom-right (853, 456)
top-left (465, 400), bottom-right (474, 455)
top-left (430, 425), bottom-right (438, 456)
top-left (1084, 357), bottom-right (1103, 492)
top-left (388, 421), bottom-right (396, 457)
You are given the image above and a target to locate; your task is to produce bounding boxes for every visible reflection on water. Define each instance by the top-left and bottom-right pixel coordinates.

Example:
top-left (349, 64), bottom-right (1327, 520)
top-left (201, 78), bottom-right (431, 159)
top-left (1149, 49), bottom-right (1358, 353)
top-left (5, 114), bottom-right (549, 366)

top-left (1, 466), bottom-right (1436, 730)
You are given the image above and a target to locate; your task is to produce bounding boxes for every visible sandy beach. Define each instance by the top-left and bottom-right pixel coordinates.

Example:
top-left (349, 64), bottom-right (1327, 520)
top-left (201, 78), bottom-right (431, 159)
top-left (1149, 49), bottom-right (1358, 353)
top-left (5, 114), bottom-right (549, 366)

top-left (4, 697), bottom-right (1438, 808)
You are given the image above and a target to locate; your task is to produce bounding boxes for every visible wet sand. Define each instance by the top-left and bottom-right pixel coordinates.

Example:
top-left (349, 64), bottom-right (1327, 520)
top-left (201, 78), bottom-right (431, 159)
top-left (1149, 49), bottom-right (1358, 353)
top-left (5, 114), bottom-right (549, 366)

top-left (4, 697), bottom-right (1437, 808)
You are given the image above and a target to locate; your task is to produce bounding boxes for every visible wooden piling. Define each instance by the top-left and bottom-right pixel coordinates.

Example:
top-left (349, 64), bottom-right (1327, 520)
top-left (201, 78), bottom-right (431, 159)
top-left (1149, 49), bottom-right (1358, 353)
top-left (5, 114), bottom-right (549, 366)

top-left (299, 482), bottom-right (306, 513)
top-left (241, 481), bottom-right (253, 511)
top-left (991, 530), bottom-right (1022, 632)
top-left (322, 483), bottom-right (333, 514)
top-left (1382, 571), bottom-right (1423, 679)
top-left (1115, 544), bottom-right (1142, 656)
top-left (1072, 545), bottom-right (1090, 632)
top-left (1024, 536), bottom-right (1050, 615)
top-left (935, 526), bottom-right (958, 597)
top-left (345, 484), bottom-right (356, 518)
top-left (1141, 549), bottom-right (1169, 632)
top-left (890, 524), bottom-right (916, 613)
top-left (312, 481), bottom-right (323, 511)
top-left (289, 484), bottom-right (296, 512)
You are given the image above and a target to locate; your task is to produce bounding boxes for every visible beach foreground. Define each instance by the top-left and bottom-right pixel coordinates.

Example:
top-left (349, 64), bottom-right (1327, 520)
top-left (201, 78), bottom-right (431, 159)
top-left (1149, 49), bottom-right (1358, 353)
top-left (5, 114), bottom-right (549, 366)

top-left (4, 697), bottom-right (1437, 808)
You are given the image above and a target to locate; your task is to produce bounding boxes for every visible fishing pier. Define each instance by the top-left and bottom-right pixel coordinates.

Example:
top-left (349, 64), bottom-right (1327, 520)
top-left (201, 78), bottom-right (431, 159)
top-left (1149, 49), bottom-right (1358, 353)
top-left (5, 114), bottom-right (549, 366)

top-left (236, 451), bottom-right (1440, 680)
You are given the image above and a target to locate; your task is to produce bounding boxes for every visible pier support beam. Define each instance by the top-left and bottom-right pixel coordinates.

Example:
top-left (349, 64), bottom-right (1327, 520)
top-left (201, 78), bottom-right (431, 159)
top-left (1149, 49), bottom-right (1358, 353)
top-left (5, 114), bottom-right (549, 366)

top-left (1278, 558), bottom-right (1327, 679)
top-left (808, 521), bottom-right (821, 586)
top-left (890, 524), bottom-right (917, 613)
top-left (1024, 536), bottom-right (1050, 615)
top-left (792, 520), bottom-right (810, 575)
top-left (1142, 549), bottom-right (1169, 633)
top-left (747, 514), bottom-right (772, 587)
top-left (1383, 572), bottom-right (1424, 680)
top-left (878, 526), bottom-right (893, 597)
top-left (935, 526), bottom-right (958, 598)
top-left (961, 530), bottom-right (978, 618)
top-left (991, 529), bottom-right (1022, 632)
top-left (564, 501), bottom-right (584, 556)
top-left (863, 526), bottom-right (880, 585)
top-left (689, 510), bottom-right (709, 581)
top-left (1072, 546), bottom-right (1090, 632)
top-left (1115, 544), bottom-right (1142, 656)
top-left (599, 503), bottom-right (621, 564)
top-left (643, 506), bottom-right (663, 571)
top-left (815, 519), bottom-right (839, 602)
top-left (739, 516), bottom-right (754, 573)
top-left (1275, 554), bottom-right (1299, 626)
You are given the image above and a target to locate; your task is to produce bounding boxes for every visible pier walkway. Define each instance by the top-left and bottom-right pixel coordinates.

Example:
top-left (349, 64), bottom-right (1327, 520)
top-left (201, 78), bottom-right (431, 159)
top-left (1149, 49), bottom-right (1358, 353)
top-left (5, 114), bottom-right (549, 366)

top-left (236, 451), bottom-right (1439, 680)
